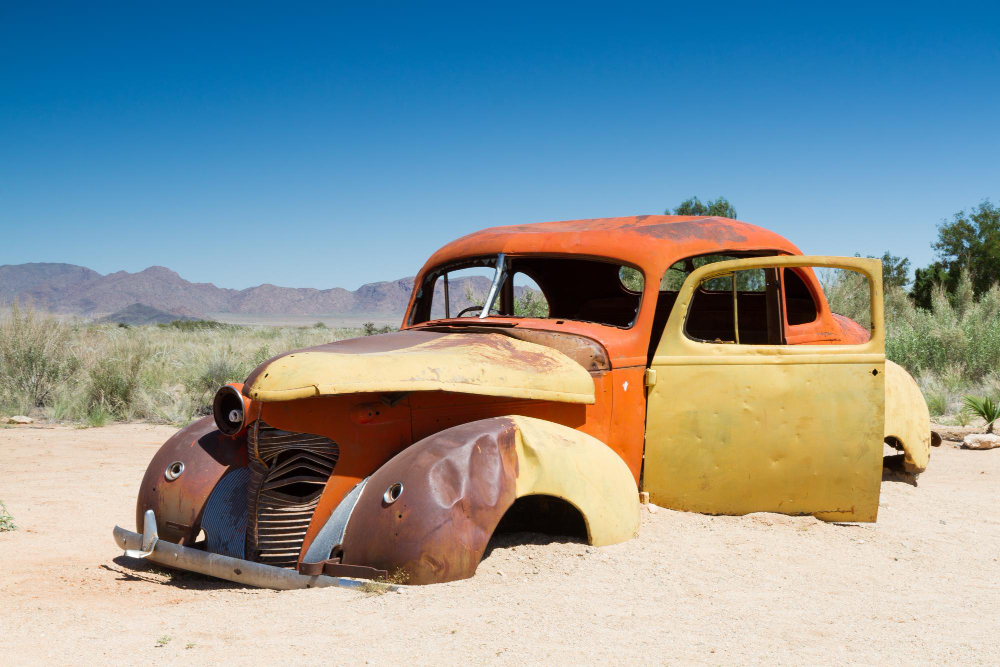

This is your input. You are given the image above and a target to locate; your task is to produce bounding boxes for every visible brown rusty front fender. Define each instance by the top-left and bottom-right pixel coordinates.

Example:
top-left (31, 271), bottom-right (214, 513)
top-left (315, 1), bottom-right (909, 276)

top-left (331, 416), bottom-right (638, 585)
top-left (136, 416), bottom-right (248, 545)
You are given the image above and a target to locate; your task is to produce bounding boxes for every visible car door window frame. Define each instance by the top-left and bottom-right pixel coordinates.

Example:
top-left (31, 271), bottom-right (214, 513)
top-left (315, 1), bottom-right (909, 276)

top-left (653, 255), bottom-right (884, 360)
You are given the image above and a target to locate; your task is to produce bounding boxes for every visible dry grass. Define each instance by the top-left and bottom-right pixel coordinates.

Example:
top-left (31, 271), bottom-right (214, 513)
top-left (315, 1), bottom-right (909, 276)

top-left (0, 306), bottom-right (365, 425)
top-left (359, 568), bottom-right (409, 595)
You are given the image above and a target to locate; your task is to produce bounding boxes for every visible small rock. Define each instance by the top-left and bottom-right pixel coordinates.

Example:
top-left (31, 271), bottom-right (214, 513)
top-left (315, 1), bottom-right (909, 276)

top-left (645, 504), bottom-right (658, 514)
top-left (962, 434), bottom-right (1000, 450)
top-left (6, 415), bottom-right (33, 425)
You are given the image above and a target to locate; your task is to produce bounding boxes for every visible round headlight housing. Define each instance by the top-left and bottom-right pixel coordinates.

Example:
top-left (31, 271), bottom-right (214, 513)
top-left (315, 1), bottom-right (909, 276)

top-left (213, 383), bottom-right (249, 436)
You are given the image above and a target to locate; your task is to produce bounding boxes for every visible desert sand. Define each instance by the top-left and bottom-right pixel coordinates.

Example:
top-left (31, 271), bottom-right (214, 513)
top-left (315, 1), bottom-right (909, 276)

top-left (1, 424), bottom-right (997, 665)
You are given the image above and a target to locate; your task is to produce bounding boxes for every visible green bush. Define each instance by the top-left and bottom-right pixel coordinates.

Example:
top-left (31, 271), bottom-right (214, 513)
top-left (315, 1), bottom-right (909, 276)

top-left (886, 272), bottom-right (1000, 382)
top-left (963, 395), bottom-right (1000, 433)
top-left (158, 319), bottom-right (233, 331)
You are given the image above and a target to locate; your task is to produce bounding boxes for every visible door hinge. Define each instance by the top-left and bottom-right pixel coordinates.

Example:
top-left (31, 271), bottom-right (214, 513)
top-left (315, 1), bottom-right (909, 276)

top-left (644, 368), bottom-right (657, 387)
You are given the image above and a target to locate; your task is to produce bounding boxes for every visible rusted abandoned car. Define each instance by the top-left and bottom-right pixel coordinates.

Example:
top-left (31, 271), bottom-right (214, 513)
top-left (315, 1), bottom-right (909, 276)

top-left (114, 215), bottom-right (932, 588)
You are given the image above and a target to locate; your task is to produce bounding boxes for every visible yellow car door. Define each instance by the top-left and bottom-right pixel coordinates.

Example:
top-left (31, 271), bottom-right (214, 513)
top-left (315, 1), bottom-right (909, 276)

top-left (643, 256), bottom-right (885, 522)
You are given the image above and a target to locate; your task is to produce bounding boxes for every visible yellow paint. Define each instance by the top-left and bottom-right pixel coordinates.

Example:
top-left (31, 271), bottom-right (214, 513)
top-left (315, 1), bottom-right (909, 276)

top-left (247, 334), bottom-right (595, 405)
top-left (644, 256), bottom-right (886, 522)
top-left (884, 360), bottom-right (931, 473)
top-left (510, 416), bottom-right (639, 546)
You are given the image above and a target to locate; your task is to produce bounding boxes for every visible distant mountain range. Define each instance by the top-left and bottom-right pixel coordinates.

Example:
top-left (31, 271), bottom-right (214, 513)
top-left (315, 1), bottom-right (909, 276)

top-left (0, 262), bottom-right (490, 319)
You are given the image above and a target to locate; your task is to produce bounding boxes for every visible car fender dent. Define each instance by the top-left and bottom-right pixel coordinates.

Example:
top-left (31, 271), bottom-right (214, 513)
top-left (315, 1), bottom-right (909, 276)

top-left (884, 360), bottom-right (931, 473)
top-left (336, 416), bottom-right (637, 584)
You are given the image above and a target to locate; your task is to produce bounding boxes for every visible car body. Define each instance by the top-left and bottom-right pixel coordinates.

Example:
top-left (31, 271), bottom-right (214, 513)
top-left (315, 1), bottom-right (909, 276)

top-left (114, 215), bottom-right (933, 587)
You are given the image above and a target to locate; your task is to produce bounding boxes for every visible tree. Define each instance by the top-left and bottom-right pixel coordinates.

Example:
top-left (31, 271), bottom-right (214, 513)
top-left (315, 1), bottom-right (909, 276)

top-left (668, 196), bottom-right (737, 219)
top-left (880, 251), bottom-right (911, 290)
top-left (910, 261), bottom-right (949, 309)
top-left (931, 200), bottom-right (1000, 297)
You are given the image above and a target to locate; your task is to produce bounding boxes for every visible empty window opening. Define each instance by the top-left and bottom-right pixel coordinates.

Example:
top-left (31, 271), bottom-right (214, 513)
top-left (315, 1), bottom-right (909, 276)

top-left (685, 268), bottom-right (784, 345)
top-left (647, 251), bottom-right (782, 360)
top-left (783, 268), bottom-right (819, 325)
top-left (415, 255), bottom-right (641, 328)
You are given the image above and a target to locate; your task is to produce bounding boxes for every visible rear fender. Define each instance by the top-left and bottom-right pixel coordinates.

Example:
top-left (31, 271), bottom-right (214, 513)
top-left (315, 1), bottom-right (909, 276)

top-left (331, 416), bottom-right (639, 584)
top-left (884, 360), bottom-right (931, 473)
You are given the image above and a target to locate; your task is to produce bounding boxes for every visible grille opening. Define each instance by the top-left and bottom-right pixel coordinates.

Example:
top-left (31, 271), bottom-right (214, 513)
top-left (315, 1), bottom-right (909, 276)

top-left (246, 421), bottom-right (339, 568)
top-left (264, 481), bottom-right (324, 499)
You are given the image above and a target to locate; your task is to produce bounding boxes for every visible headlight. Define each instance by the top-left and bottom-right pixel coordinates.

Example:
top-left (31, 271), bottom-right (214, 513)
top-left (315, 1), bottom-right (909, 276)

top-left (213, 383), bottom-right (250, 436)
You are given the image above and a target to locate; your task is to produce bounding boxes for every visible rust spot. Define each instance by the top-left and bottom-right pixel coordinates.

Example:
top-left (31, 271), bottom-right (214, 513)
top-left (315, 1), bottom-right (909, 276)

top-left (634, 219), bottom-right (749, 243)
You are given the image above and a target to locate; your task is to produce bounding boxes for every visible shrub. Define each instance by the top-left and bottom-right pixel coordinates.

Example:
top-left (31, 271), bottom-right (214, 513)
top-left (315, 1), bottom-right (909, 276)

top-left (886, 272), bottom-right (1000, 383)
top-left (963, 395), bottom-right (1000, 433)
top-left (188, 351), bottom-right (254, 411)
top-left (88, 335), bottom-right (152, 420)
top-left (362, 322), bottom-right (394, 336)
top-left (158, 319), bottom-right (232, 331)
top-left (0, 500), bottom-right (16, 532)
top-left (0, 302), bottom-right (80, 408)
top-left (514, 288), bottom-right (549, 318)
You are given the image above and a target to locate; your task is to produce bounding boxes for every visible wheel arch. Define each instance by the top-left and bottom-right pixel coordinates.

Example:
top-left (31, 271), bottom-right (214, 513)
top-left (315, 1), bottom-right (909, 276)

top-left (884, 360), bottom-right (932, 473)
top-left (333, 415), bottom-right (639, 584)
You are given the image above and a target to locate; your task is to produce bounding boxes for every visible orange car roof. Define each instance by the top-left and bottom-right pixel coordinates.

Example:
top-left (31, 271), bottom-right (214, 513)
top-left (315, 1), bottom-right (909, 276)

top-left (420, 215), bottom-right (803, 279)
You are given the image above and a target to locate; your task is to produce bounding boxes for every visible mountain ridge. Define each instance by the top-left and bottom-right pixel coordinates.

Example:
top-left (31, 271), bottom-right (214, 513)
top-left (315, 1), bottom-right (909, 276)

top-left (0, 262), bottom-right (488, 319)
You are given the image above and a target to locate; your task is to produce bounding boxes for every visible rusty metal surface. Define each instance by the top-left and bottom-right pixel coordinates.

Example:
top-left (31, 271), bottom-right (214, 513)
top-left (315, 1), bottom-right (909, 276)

top-left (135, 416), bottom-right (248, 545)
top-left (212, 382), bottom-right (252, 436)
top-left (245, 421), bottom-right (339, 567)
top-left (298, 560), bottom-right (387, 580)
top-left (339, 418), bottom-right (520, 585)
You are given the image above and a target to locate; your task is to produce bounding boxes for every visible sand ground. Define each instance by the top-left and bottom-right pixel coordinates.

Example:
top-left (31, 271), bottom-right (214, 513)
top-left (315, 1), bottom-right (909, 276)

top-left (0, 424), bottom-right (997, 665)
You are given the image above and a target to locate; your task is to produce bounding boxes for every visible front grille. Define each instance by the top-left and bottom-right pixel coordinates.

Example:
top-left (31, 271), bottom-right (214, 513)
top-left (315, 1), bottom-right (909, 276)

top-left (246, 421), bottom-right (339, 568)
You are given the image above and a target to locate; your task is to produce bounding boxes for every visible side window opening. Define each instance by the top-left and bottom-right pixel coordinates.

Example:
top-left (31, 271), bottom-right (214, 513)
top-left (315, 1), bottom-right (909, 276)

top-left (783, 268), bottom-right (818, 325)
top-left (511, 272), bottom-right (549, 318)
top-left (818, 267), bottom-right (872, 334)
top-left (685, 268), bottom-right (784, 345)
top-left (647, 251), bottom-right (781, 362)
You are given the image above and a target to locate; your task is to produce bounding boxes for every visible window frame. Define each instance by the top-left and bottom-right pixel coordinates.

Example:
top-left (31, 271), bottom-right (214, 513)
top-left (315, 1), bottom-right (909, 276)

top-left (409, 252), bottom-right (648, 330)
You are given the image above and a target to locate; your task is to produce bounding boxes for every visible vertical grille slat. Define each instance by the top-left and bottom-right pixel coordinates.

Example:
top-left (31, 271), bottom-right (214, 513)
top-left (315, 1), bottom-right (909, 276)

top-left (246, 421), bottom-right (339, 569)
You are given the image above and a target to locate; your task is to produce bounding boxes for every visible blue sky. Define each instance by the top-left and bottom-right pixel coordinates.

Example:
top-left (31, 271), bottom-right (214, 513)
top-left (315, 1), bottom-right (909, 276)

top-left (2, 2), bottom-right (997, 289)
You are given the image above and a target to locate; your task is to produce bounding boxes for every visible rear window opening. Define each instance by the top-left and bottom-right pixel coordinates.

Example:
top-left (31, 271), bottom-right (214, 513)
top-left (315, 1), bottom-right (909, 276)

top-left (411, 254), bottom-right (644, 328)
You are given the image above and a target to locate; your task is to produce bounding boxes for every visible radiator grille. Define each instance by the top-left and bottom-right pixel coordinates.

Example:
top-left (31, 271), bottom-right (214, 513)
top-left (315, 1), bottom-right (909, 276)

top-left (246, 421), bottom-right (339, 568)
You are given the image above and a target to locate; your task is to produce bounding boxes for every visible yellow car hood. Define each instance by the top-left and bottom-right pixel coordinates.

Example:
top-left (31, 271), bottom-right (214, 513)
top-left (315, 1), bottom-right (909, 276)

top-left (242, 329), bottom-right (595, 404)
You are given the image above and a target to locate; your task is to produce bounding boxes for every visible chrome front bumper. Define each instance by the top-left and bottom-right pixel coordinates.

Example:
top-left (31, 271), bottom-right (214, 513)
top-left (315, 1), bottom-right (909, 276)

top-left (113, 510), bottom-right (395, 591)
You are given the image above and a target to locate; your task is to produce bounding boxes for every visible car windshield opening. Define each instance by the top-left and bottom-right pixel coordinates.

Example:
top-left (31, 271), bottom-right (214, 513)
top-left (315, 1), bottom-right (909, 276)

top-left (411, 254), bottom-right (642, 328)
